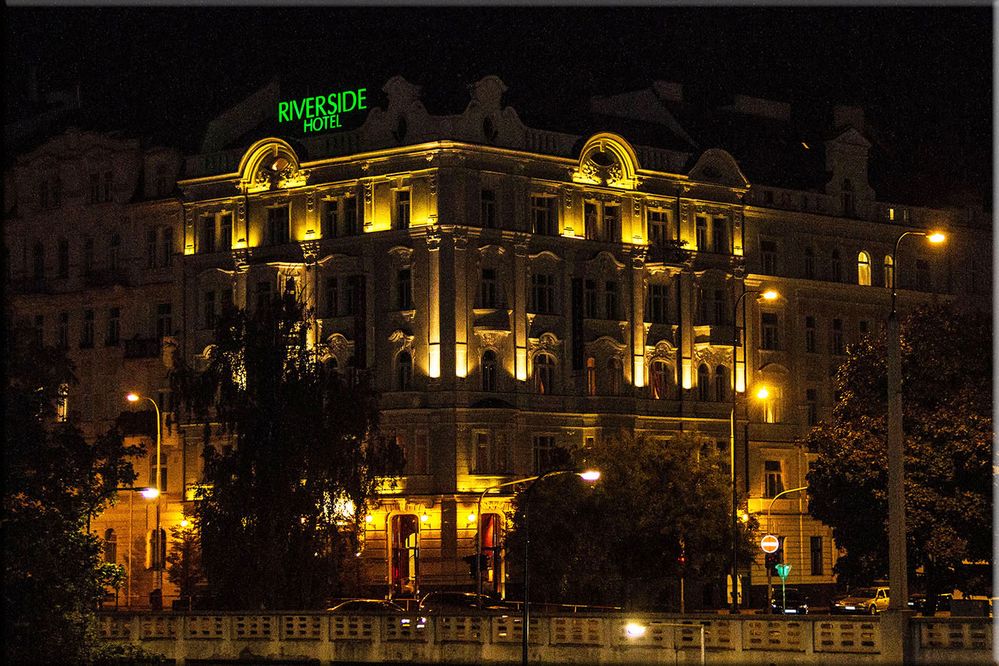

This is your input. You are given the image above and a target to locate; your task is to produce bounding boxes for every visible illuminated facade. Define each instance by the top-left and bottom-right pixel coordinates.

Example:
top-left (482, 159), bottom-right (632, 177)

top-left (5, 76), bottom-right (990, 608)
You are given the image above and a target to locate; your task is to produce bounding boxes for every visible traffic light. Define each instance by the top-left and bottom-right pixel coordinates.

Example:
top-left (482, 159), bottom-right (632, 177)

top-left (765, 537), bottom-right (786, 575)
top-left (463, 554), bottom-right (489, 578)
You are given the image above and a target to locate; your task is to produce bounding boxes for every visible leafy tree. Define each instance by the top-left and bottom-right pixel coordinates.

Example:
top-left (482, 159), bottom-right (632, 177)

top-left (166, 522), bottom-right (203, 604)
top-left (172, 293), bottom-right (403, 609)
top-left (505, 431), bottom-right (757, 610)
top-left (804, 304), bottom-right (992, 600)
top-left (3, 321), bottom-right (141, 663)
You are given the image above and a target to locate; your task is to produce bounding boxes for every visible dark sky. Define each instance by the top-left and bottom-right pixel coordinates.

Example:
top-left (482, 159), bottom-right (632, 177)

top-left (5, 6), bottom-right (993, 207)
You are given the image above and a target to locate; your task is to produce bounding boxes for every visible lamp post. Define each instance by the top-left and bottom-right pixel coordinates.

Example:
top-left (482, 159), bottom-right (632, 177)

top-left (476, 476), bottom-right (542, 599)
top-left (126, 392), bottom-right (163, 605)
top-left (521, 468), bottom-right (600, 666)
top-left (764, 486), bottom-right (807, 613)
top-left (115, 485), bottom-right (158, 609)
top-left (729, 287), bottom-right (778, 612)
top-left (886, 230), bottom-right (945, 613)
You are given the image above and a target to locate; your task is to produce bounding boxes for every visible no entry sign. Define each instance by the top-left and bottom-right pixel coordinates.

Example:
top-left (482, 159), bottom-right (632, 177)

top-left (761, 534), bottom-right (780, 553)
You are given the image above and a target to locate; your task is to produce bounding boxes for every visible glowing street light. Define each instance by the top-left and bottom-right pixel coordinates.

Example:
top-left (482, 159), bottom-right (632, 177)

top-left (126, 391), bottom-right (163, 607)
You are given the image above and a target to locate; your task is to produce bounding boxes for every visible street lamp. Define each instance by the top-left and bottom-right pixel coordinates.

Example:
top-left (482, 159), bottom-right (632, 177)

top-left (764, 486), bottom-right (807, 613)
top-left (521, 468), bottom-right (600, 666)
top-left (729, 287), bottom-right (778, 612)
top-left (126, 392), bottom-right (163, 606)
top-left (475, 476), bottom-right (543, 599)
top-left (886, 230), bottom-right (945, 614)
top-left (115, 485), bottom-right (158, 609)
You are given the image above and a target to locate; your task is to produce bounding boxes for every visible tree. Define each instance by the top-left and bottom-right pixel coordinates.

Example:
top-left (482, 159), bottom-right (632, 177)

top-left (804, 304), bottom-right (992, 599)
top-left (172, 293), bottom-right (403, 609)
top-left (166, 522), bottom-right (203, 606)
top-left (504, 432), bottom-right (757, 610)
top-left (3, 321), bottom-right (141, 663)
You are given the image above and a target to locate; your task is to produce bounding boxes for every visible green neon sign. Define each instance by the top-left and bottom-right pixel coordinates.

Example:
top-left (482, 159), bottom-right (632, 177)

top-left (278, 87), bottom-right (368, 134)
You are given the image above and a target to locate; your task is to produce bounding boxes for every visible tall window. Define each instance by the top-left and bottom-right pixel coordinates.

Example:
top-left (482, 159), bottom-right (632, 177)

top-left (390, 515), bottom-right (419, 597)
top-left (323, 200), bottom-right (339, 238)
top-left (531, 195), bottom-right (557, 236)
top-left (830, 249), bottom-right (842, 282)
top-left (805, 316), bottom-right (816, 353)
top-left (764, 460), bottom-right (785, 498)
top-left (650, 360), bottom-right (671, 400)
top-left (480, 268), bottom-right (498, 308)
top-left (532, 435), bottom-right (559, 474)
top-left (713, 289), bottom-right (726, 325)
top-left (529, 273), bottom-right (555, 314)
top-left (108, 233), bottom-right (121, 273)
top-left (146, 228), bottom-right (158, 269)
top-left (606, 357), bottom-right (623, 395)
top-left (147, 528), bottom-right (166, 571)
top-left (810, 536), bottom-right (824, 575)
top-left (57, 239), bottom-right (69, 278)
top-left (841, 178), bottom-right (855, 217)
top-left (714, 366), bottom-right (728, 402)
top-left (762, 387), bottom-right (781, 423)
top-left (219, 214), bottom-right (232, 252)
top-left (480, 189), bottom-right (496, 228)
top-left (481, 351), bottom-right (497, 391)
top-left (155, 303), bottom-right (172, 339)
top-left (857, 251), bottom-right (871, 286)
top-left (712, 217), bottom-right (729, 254)
top-left (198, 215), bottom-right (215, 254)
top-left (324, 277), bottom-right (338, 317)
top-left (395, 190), bottom-right (411, 230)
top-left (83, 238), bottom-right (94, 275)
top-left (346, 275), bottom-right (364, 315)
top-left (396, 268), bottom-right (413, 310)
top-left (761, 312), bottom-right (780, 350)
top-left (695, 216), bottom-right (708, 250)
top-left (803, 247), bottom-right (815, 279)
top-left (831, 318), bottom-right (844, 355)
top-left (586, 357), bottom-right (597, 396)
top-left (697, 364), bottom-right (711, 401)
top-left (647, 209), bottom-right (669, 247)
top-left (884, 255), bottom-right (895, 289)
top-left (255, 281), bottom-right (272, 312)
top-left (267, 206), bottom-right (289, 245)
top-left (343, 197), bottom-right (359, 235)
top-left (407, 433), bottom-right (430, 475)
top-left (202, 291), bottom-right (216, 329)
top-left (396, 351), bottom-right (413, 390)
top-left (80, 309), bottom-right (94, 348)
top-left (475, 432), bottom-right (493, 474)
top-left (605, 281), bottom-right (619, 319)
top-left (160, 227), bottom-right (173, 267)
top-left (103, 528), bottom-right (117, 563)
top-left (761, 240), bottom-right (777, 275)
top-left (584, 279), bottom-right (597, 318)
top-left (602, 205), bottom-right (621, 242)
top-left (32, 242), bottom-right (45, 280)
top-left (533, 353), bottom-right (555, 395)
top-left (106, 307), bottom-right (120, 346)
top-left (57, 312), bottom-right (69, 350)
top-left (647, 283), bottom-right (669, 324)
top-left (806, 388), bottom-right (818, 426)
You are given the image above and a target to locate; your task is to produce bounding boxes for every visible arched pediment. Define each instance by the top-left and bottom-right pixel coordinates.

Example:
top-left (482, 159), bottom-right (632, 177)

top-left (237, 138), bottom-right (309, 194)
top-left (528, 249), bottom-right (563, 264)
top-left (758, 362), bottom-right (790, 376)
top-left (586, 250), bottom-right (626, 273)
top-left (572, 133), bottom-right (640, 190)
top-left (688, 149), bottom-right (748, 188)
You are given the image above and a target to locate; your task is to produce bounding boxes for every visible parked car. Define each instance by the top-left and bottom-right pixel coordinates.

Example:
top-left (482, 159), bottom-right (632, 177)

top-left (769, 587), bottom-right (809, 615)
top-left (327, 599), bottom-right (406, 613)
top-left (419, 591), bottom-right (513, 614)
top-left (908, 593), bottom-right (953, 614)
top-left (832, 587), bottom-right (890, 615)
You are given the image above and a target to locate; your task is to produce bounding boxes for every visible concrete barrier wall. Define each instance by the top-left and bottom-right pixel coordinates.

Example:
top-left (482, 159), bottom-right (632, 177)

top-left (96, 612), bottom-right (993, 665)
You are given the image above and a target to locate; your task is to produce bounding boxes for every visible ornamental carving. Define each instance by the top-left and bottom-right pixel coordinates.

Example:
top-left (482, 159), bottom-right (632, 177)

top-left (428, 174), bottom-right (438, 196)
top-left (237, 139), bottom-right (309, 194)
top-left (426, 226), bottom-right (442, 251)
top-left (301, 240), bottom-right (320, 266)
top-left (529, 332), bottom-right (562, 356)
top-left (572, 133), bottom-right (640, 190)
top-left (474, 329), bottom-right (510, 351)
top-left (388, 329), bottom-right (415, 355)
top-left (693, 346), bottom-right (731, 368)
top-left (562, 187), bottom-right (573, 211)
top-left (306, 190), bottom-right (315, 213)
top-left (232, 247), bottom-right (251, 273)
top-left (363, 182), bottom-right (373, 205)
top-left (646, 339), bottom-right (678, 364)
top-left (323, 333), bottom-right (355, 366)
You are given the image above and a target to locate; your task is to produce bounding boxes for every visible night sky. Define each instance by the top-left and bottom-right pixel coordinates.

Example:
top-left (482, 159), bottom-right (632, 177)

top-left (5, 6), bottom-right (993, 207)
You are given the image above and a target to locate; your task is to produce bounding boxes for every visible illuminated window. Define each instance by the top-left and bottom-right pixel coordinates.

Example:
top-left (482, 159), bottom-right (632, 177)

top-left (266, 206), bottom-right (289, 245)
top-left (390, 515), bottom-right (420, 597)
top-left (650, 360), bottom-right (671, 400)
top-left (533, 353), bottom-right (556, 395)
top-left (586, 357), bottom-right (597, 396)
top-left (857, 251), bottom-right (871, 286)
top-left (56, 383), bottom-right (69, 422)
top-left (396, 351), bottom-right (413, 391)
top-left (479, 268), bottom-right (498, 308)
top-left (481, 350), bottom-right (497, 392)
top-left (884, 255), bottom-right (894, 289)
top-left (803, 246), bottom-right (815, 279)
top-left (106, 307), bottom-right (120, 346)
top-left (80, 309), bottom-right (94, 348)
top-left (395, 190), bottom-right (411, 230)
top-left (478, 513), bottom-right (503, 594)
top-left (480, 189), bottom-right (496, 228)
top-left (531, 195), bottom-right (557, 236)
top-left (764, 460), bottom-right (784, 498)
top-left (697, 364), bottom-right (711, 401)
top-left (647, 209), bottom-right (670, 247)
top-left (604, 281), bottom-right (619, 319)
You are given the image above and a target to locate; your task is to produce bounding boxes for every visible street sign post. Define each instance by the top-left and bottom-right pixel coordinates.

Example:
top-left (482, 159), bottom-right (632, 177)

top-left (761, 534), bottom-right (780, 553)
top-left (775, 563), bottom-right (791, 613)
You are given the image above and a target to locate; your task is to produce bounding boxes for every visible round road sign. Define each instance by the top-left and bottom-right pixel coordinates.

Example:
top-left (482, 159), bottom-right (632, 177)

top-left (761, 534), bottom-right (780, 553)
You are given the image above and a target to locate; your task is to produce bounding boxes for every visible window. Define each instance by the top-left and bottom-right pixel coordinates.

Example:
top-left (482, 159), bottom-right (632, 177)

top-left (154, 164), bottom-right (171, 196)
top-left (481, 350), bottom-right (497, 391)
top-left (532, 435), bottom-right (562, 474)
top-left (346, 275), bottom-right (364, 315)
top-left (884, 255), bottom-right (894, 289)
top-left (395, 190), bottom-right (411, 230)
top-left (715, 366), bottom-right (728, 402)
top-left (764, 460), bottom-right (784, 498)
top-left (56, 384), bottom-right (69, 422)
top-left (219, 214), bottom-right (232, 252)
top-left (810, 536), bottom-right (824, 575)
top-left (81, 309), bottom-right (94, 348)
top-left (146, 228), bottom-right (158, 269)
top-left (106, 307), bottom-right (120, 346)
top-left (323, 200), bottom-right (339, 238)
top-left (479, 268), bottom-right (498, 308)
top-left (531, 195), bottom-right (557, 236)
top-left (647, 283), bottom-right (669, 324)
top-left (147, 528), bottom-right (166, 571)
top-left (103, 171), bottom-right (113, 202)
top-left (841, 179), bottom-right (854, 217)
top-left (529, 273), bottom-right (555, 314)
top-left (712, 217), bottom-right (729, 254)
top-left (324, 277), bottom-right (338, 317)
top-left (602, 204), bottom-right (621, 242)
top-left (104, 529), bottom-right (117, 563)
top-left (202, 291), bottom-right (216, 329)
top-left (57, 312), bottom-right (69, 350)
top-left (396, 351), bottom-right (413, 390)
top-left (155, 303), bottom-right (172, 339)
top-left (606, 357), bottom-right (623, 395)
top-left (533, 353), bottom-right (555, 394)
top-left (803, 247), bottom-right (815, 279)
top-left (697, 364), bottom-right (711, 401)
top-left (108, 233), bottom-right (121, 273)
top-left (695, 216), bottom-right (708, 250)
top-left (760, 240), bottom-right (777, 275)
top-left (32, 242), bottom-right (45, 280)
top-left (830, 249), bottom-right (842, 282)
top-left (343, 197), bottom-right (360, 236)
top-left (396, 268), bottom-right (413, 310)
top-left (584, 279), bottom-right (597, 318)
top-left (650, 360), bottom-right (671, 400)
top-left (89, 173), bottom-right (101, 204)
top-left (160, 228), bottom-right (173, 267)
top-left (198, 215), bottom-right (215, 254)
top-left (647, 209), bottom-right (670, 247)
top-left (859, 320), bottom-right (870, 336)
top-left (474, 432), bottom-right (496, 474)
top-left (713, 289), bottom-right (726, 325)
top-left (915, 258), bottom-right (931, 291)
top-left (57, 239), bottom-right (69, 278)
top-left (604, 281), bottom-right (619, 320)
top-left (390, 514), bottom-right (420, 597)
top-left (806, 388), bottom-right (818, 426)
top-left (761, 312), bottom-right (779, 350)
top-left (407, 432), bottom-right (430, 475)
top-left (858, 251), bottom-right (871, 286)
top-left (220, 288), bottom-right (233, 316)
top-left (481, 189), bottom-right (496, 228)
top-left (267, 206), bottom-right (289, 245)
top-left (83, 238), bottom-right (94, 275)
top-left (255, 281), bottom-right (272, 312)
top-left (805, 316), bottom-right (816, 353)
top-left (762, 387), bottom-right (781, 423)
top-left (831, 318), bottom-right (844, 355)
top-left (586, 357), bottom-right (597, 396)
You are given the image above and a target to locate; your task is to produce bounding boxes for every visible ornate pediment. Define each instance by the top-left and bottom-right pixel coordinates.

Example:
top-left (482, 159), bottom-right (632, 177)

top-left (572, 133), bottom-right (640, 190)
top-left (237, 138), bottom-right (309, 194)
top-left (688, 149), bottom-right (748, 189)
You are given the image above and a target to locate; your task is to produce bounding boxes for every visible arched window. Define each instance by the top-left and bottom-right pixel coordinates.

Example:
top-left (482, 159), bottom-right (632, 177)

top-left (533, 353), bottom-right (555, 395)
top-left (650, 360), bottom-right (671, 400)
top-left (697, 364), bottom-right (711, 402)
top-left (857, 251), bottom-right (871, 286)
top-left (714, 366), bottom-right (728, 402)
top-left (830, 249), bottom-right (842, 282)
top-left (481, 350), bottom-right (497, 392)
top-left (884, 255), bottom-right (895, 289)
top-left (396, 351), bottom-right (413, 391)
top-left (104, 528), bottom-right (117, 563)
top-left (586, 357), bottom-right (597, 396)
top-left (606, 357), bottom-right (623, 395)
